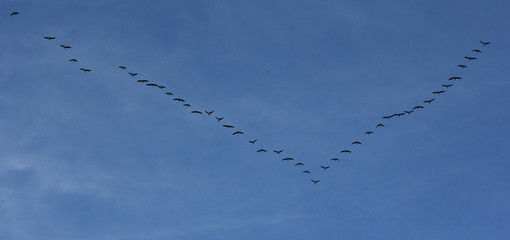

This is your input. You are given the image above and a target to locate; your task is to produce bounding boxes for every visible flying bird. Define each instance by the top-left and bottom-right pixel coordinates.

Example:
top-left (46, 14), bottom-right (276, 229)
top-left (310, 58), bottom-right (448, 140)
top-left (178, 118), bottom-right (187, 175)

top-left (282, 158), bottom-right (294, 161)
top-left (376, 124), bottom-right (385, 128)
top-left (311, 179), bottom-right (320, 184)
top-left (137, 80), bottom-right (148, 83)
top-left (60, 44), bottom-right (71, 49)
top-left (157, 85), bottom-right (165, 89)
top-left (382, 116), bottom-right (393, 119)
top-left (424, 98), bottom-right (435, 104)
top-left (413, 106), bottom-right (424, 109)
top-left (232, 131), bottom-right (244, 135)
top-left (43, 36), bottom-right (55, 40)
top-left (215, 117), bottom-right (224, 122)
top-left (404, 110), bottom-right (413, 114)
top-left (464, 56), bottom-right (477, 60)
top-left (480, 40), bottom-right (490, 46)
top-left (320, 166), bottom-right (330, 170)
top-left (173, 98), bottom-right (185, 102)
top-left (205, 110), bottom-right (214, 115)
top-left (223, 125), bottom-right (234, 128)
top-left (69, 59), bottom-right (78, 63)
top-left (303, 170), bottom-right (311, 174)
top-left (79, 68), bottom-right (91, 72)
top-left (351, 141), bottom-right (361, 145)
top-left (449, 76), bottom-right (462, 80)
top-left (396, 113), bottom-right (405, 117)
top-left (472, 49), bottom-right (481, 53)
top-left (128, 72), bottom-right (138, 77)
top-left (183, 104), bottom-right (191, 107)
top-left (457, 64), bottom-right (467, 69)
top-left (442, 84), bottom-right (453, 88)
top-left (191, 111), bottom-right (202, 114)
top-left (249, 139), bottom-right (257, 144)
top-left (432, 90), bottom-right (445, 95)
top-left (341, 150), bottom-right (352, 153)
top-left (257, 149), bottom-right (267, 152)
top-left (146, 83), bottom-right (158, 87)
top-left (365, 131), bottom-right (374, 135)
top-left (331, 158), bottom-right (339, 161)
top-left (118, 66), bottom-right (127, 70)
top-left (10, 12), bottom-right (19, 16)
top-left (295, 162), bottom-right (304, 166)
top-left (274, 150), bottom-right (284, 155)
top-left (165, 92), bottom-right (173, 96)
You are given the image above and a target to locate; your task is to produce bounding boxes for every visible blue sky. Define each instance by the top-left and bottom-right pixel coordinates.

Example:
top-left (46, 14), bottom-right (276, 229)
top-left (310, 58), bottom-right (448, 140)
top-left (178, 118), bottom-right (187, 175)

top-left (1, 0), bottom-right (509, 239)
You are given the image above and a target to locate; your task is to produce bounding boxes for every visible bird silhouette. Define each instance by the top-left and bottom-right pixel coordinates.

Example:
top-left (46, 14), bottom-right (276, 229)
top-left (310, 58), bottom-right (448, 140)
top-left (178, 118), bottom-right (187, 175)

top-left (69, 59), bottom-right (78, 63)
top-left (233, 131), bottom-right (244, 135)
top-left (331, 158), bottom-right (339, 161)
top-left (128, 72), bottom-right (138, 77)
top-left (79, 68), bottom-right (91, 72)
top-left (249, 139), bottom-right (257, 144)
top-left (165, 92), bottom-right (173, 96)
top-left (173, 98), bottom-right (185, 102)
top-left (376, 123), bottom-right (385, 128)
top-left (137, 80), bottom-right (148, 83)
top-left (183, 104), bottom-right (191, 107)
top-left (282, 157), bottom-right (294, 161)
top-left (432, 90), bottom-right (445, 95)
top-left (215, 117), bottom-right (224, 122)
top-left (274, 150), bottom-right (284, 154)
top-left (480, 40), bottom-right (490, 46)
top-left (43, 36), bottom-right (56, 40)
top-left (442, 84), bottom-right (453, 88)
top-left (449, 76), bottom-right (462, 80)
top-left (295, 162), bottom-right (304, 166)
top-left (118, 66), bottom-right (127, 70)
top-left (382, 116), bottom-right (393, 119)
top-left (457, 64), bottom-right (467, 69)
top-left (303, 170), bottom-right (311, 174)
top-left (191, 111), bottom-right (202, 114)
top-left (60, 44), bottom-right (71, 49)
top-left (351, 141), bottom-right (361, 145)
top-left (10, 12), bottom-right (19, 16)
top-left (424, 98), bottom-right (435, 104)
top-left (146, 83), bottom-right (158, 87)
top-left (413, 106), bottom-right (424, 109)
top-left (205, 110), bottom-right (214, 115)
top-left (396, 113), bottom-right (405, 117)
top-left (223, 125), bottom-right (234, 129)
top-left (472, 49), bottom-right (482, 53)
top-left (157, 85), bottom-right (165, 89)
top-left (320, 166), bottom-right (330, 170)
top-left (257, 149), bottom-right (267, 152)
top-left (311, 179), bottom-right (320, 184)
top-left (404, 110), bottom-right (413, 114)
top-left (365, 131), bottom-right (374, 135)
top-left (464, 56), bottom-right (477, 60)
top-left (341, 150), bottom-right (352, 153)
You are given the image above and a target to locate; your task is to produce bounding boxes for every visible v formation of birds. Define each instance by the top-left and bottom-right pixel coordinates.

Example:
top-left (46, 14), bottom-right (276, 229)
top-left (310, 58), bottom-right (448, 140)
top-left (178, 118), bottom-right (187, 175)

top-left (9, 11), bottom-right (492, 184)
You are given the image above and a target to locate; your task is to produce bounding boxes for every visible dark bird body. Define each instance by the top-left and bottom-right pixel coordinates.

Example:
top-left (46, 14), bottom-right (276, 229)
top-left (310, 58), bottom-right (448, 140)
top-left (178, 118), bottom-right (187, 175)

top-left (465, 56), bottom-right (477, 60)
top-left (457, 64), bottom-right (467, 69)
top-left (432, 90), bottom-right (445, 95)
top-left (205, 110), bottom-right (214, 116)
top-left (341, 150), bottom-right (352, 153)
top-left (257, 149), bottom-right (267, 152)
top-left (404, 110), bottom-right (413, 114)
top-left (480, 40), bottom-right (490, 46)
top-left (128, 72), bottom-right (138, 77)
top-left (311, 179), bottom-right (320, 184)
top-left (303, 170), bottom-right (311, 174)
top-left (215, 117), bottom-right (224, 122)
top-left (295, 162), bottom-right (304, 166)
top-left (352, 141), bottom-right (361, 145)
top-left (376, 124), bottom-right (385, 128)
top-left (10, 12), bottom-right (19, 16)
top-left (119, 66), bottom-right (127, 70)
top-left (274, 150), bottom-right (284, 154)
top-left (146, 83), bottom-right (158, 87)
top-left (232, 131), bottom-right (244, 135)
top-left (173, 98), bottom-right (185, 102)
top-left (365, 131), bottom-right (374, 135)
top-left (223, 125), bottom-right (234, 129)
top-left (320, 166), bottom-right (330, 170)
top-left (249, 139), bottom-right (257, 144)
top-left (137, 80), bottom-right (148, 83)
top-left (165, 92), bottom-right (173, 95)
top-left (183, 104), bottom-right (191, 107)
top-left (472, 49), bottom-right (482, 53)
top-left (80, 68), bottom-right (91, 72)
top-left (413, 106), bottom-right (424, 109)
top-left (331, 158), bottom-right (339, 161)
top-left (157, 85), bottom-right (165, 89)
top-left (449, 76), bottom-right (462, 80)
top-left (69, 59), bottom-right (78, 63)
top-left (442, 84), bottom-right (453, 88)
top-left (60, 44), bottom-right (71, 49)
top-left (424, 98), bottom-right (435, 104)
top-left (282, 158), bottom-right (294, 161)
top-left (191, 111), bottom-right (203, 114)
top-left (43, 36), bottom-right (55, 40)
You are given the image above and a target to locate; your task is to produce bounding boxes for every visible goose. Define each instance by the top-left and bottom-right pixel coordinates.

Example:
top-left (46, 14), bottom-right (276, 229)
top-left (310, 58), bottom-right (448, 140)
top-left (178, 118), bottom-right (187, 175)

top-left (249, 139), bottom-right (257, 144)
top-left (69, 59), bottom-right (78, 63)
top-left (295, 162), bottom-right (304, 166)
top-left (43, 36), bottom-right (56, 40)
top-left (10, 12), bottom-right (19, 16)
top-left (79, 68), bottom-right (91, 72)
top-left (442, 84), bottom-right (453, 88)
top-left (232, 131), bottom-right (244, 135)
top-left (320, 166), bottom-right (330, 170)
top-left (311, 179), bottom-right (320, 184)
top-left (376, 123), bottom-right (385, 128)
top-left (274, 150), bottom-right (284, 154)
top-left (128, 72), bottom-right (138, 77)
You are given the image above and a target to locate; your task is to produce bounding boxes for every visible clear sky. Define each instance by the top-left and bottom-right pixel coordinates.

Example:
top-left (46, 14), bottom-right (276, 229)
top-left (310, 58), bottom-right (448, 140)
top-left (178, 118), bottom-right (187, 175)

top-left (1, 1), bottom-right (509, 239)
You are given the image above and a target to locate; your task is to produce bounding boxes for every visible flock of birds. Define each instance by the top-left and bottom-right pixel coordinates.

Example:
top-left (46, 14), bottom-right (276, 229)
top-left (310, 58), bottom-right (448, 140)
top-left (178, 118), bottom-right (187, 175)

top-left (9, 11), bottom-right (491, 184)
